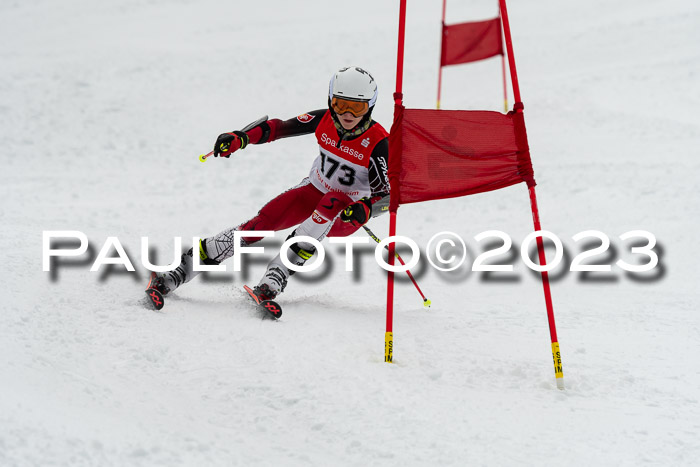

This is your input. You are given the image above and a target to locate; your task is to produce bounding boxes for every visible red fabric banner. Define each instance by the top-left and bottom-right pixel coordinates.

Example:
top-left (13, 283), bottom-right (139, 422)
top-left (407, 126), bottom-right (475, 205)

top-left (441, 17), bottom-right (503, 66)
top-left (389, 107), bottom-right (534, 206)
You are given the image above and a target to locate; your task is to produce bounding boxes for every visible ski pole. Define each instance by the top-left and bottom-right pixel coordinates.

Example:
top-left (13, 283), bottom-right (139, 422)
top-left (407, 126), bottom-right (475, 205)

top-left (199, 150), bottom-right (214, 162)
top-left (362, 225), bottom-right (431, 307)
top-left (200, 115), bottom-right (268, 163)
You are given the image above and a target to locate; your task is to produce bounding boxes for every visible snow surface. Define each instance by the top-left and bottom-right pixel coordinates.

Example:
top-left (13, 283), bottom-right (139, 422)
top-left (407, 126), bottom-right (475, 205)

top-left (2, 0), bottom-right (700, 465)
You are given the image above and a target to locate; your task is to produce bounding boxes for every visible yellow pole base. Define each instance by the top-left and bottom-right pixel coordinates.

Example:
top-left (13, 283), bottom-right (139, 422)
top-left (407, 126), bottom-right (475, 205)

top-left (552, 342), bottom-right (565, 390)
top-left (385, 332), bottom-right (393, 363)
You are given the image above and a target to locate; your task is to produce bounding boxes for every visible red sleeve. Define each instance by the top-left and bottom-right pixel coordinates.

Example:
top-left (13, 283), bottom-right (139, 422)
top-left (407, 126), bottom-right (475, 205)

top-left (246, 109), bottom-right (326, 144)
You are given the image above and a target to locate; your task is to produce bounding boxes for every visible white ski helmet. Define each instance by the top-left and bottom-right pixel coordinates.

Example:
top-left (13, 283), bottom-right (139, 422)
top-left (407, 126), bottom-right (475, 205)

top-left (328, 66), bottom-right (378, 107)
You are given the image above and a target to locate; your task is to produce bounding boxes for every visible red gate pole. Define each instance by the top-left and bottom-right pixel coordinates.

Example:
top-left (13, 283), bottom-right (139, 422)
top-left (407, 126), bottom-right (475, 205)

top-left (528, 187), bottom-right (564, 389)
top-left (437, 0), bottom-right (446, 109)
top-left (499, 0), bottom-right (564, 389)
top-left (386, 0), bottom-right (408, 364)
top-left (499, 4), bottom-right (508, 112)
top-left (498, 0), bottom-right (521, 103)
top-left (501, 53), bottom-right (508, 113)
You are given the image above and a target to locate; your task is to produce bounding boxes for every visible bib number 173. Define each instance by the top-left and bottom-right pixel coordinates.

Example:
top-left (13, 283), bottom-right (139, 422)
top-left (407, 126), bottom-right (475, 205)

top-left (320, 153), bottom-right (356, 186)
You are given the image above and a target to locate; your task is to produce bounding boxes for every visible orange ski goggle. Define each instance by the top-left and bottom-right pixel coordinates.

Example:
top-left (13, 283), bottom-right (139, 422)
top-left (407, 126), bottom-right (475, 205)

top-left (331, 97), bottom-right (370, 117)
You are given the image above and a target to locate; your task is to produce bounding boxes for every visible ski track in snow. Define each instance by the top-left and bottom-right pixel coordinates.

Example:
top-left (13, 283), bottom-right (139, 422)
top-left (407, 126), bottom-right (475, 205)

top-left (1, 0), bottom-right (699, 465)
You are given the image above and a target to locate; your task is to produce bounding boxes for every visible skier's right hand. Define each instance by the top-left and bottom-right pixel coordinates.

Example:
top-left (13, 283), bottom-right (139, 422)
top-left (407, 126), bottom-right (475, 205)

top-left (340, 197), bottom-right (372, 227)
top-left (214, 130), bottom-right (250, 158)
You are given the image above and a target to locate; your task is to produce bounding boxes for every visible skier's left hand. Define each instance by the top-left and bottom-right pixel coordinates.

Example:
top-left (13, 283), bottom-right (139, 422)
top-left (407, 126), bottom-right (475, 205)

top-left (214, 131), bottom-right (250, 158)
top-left (340, 198), bottom-right (372, 227)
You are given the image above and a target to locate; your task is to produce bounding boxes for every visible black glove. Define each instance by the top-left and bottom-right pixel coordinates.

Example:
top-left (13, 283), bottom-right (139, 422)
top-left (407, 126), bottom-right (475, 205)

top-left (340, 197), bottom-right (372, 227)
top-left (213, 130), bottom-right (250, 158)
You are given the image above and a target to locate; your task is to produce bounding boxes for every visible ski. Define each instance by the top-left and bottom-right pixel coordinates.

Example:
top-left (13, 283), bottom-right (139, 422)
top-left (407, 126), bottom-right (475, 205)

top-left (145, 272), bottom-right (165, 310)
top-left (243, 285), bottom-right (282, 320)
top-left (145, 288), bottom-right (165, 310)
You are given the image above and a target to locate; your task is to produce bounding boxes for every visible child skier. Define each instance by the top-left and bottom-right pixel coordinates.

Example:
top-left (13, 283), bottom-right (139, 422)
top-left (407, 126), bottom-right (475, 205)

top-left (146, 66), bottom-right (390, 308)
